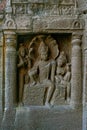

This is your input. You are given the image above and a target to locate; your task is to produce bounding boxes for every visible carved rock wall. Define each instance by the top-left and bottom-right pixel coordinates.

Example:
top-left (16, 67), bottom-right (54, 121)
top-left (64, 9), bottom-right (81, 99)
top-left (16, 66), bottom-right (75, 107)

top-left (0, 0), bottom-right (86, 130)
top-left (1, 0), bottom-right (84, 32)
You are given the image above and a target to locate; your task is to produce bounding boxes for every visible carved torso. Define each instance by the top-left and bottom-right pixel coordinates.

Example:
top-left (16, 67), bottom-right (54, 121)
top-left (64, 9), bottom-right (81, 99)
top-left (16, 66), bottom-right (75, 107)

top-left (38, 60), bottom-right (51, 82)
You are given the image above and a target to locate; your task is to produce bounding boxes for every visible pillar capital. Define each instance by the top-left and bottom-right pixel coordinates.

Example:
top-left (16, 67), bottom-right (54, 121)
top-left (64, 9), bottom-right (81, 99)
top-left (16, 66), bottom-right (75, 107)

top-left (4, 31), bottom-right (17, 48)
top-left (72, 32), bottom-right (82, 46)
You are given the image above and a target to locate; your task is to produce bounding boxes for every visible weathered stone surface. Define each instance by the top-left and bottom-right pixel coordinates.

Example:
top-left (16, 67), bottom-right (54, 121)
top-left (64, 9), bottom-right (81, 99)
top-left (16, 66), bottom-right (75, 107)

top-left (15, 15), bottom-right (32, 30)
top-left (23, 85), bottom-right (45, 106)
top-left (1, 108), bottom-right (16, 130)
top-left (53, 86), bottom-right (67, 105)
top-left (14, 107), bottom-right (82, 130)
top-left (0, 0), bottom-right (87, 130)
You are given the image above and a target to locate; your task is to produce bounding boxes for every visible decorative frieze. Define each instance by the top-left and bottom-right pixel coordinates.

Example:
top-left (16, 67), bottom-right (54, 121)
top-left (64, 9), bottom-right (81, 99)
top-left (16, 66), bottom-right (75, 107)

top-left (12, 0), bottom-right (78, 16)
top-left (33, 17), bottom-right (84, 32)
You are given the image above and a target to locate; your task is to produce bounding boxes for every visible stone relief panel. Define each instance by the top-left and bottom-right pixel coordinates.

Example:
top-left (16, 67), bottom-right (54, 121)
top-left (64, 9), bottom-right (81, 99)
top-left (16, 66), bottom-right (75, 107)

top-left (12, 0), bottom-right (78, 16)
top-left (17, 34), bottom-right (71, 106)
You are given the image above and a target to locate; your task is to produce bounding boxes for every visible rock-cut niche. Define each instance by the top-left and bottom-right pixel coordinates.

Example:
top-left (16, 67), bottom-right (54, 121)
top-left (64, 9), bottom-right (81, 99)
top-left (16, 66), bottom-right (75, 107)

top-left (17, 34), bottom-right (72, 107)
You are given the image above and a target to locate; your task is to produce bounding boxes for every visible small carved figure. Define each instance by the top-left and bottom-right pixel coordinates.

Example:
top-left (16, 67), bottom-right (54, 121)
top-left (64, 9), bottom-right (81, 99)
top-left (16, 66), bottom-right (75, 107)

top-left (17, 44), bottom-right (27, 104)
top-left (25, 47), bottom-right (34, 69)
top-left (52, 51), bottom-right (71, 104)
top-left (55, 51), bottom-right (67, 85)
top-left (61, 63), bottom-right (71, 102)
top-left (18, 44), bottom-right (27, 67)
top-left (28, 41), bottom-right (56, 106)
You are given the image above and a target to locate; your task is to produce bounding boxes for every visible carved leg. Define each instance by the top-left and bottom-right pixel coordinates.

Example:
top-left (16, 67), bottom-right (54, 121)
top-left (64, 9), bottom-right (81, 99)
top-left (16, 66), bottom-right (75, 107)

top-left (67, 83), bottom-right (71, 102)
top-left (50, 83), bottom-right (60, 106)
top-left (19, 71), bottom-right (24, 104)
top-left (28, 70), bottom-right (36, 86)
top-left (45, 82), bottom-right (54, 106)
top-left (50, 88), bottom-right (57, 106)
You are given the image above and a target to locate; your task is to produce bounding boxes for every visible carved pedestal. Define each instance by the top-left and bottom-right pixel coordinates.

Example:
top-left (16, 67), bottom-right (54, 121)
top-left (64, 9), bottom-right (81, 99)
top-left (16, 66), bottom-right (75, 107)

top-left (71, 33), bottom-right (82, 108)
top-left (23, 85), bottom-right (45, 106)
top-left (53, 85), bottom-right (66, 105)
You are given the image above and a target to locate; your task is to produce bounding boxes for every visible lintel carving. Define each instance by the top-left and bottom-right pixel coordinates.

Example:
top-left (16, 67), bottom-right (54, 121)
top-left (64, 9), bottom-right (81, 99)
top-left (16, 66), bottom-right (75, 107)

top-left (12, 0), bottom-right (78, 16)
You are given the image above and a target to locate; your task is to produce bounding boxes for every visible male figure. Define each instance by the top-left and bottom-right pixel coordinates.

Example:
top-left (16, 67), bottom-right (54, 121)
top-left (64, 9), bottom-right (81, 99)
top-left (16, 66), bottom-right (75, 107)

top-left (29, 41), bottom-right (56, 106)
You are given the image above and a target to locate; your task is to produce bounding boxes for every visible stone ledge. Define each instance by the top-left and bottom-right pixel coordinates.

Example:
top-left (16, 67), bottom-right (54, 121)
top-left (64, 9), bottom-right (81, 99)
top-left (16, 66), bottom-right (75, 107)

top-left (14, 106), bottom-right (82, 130)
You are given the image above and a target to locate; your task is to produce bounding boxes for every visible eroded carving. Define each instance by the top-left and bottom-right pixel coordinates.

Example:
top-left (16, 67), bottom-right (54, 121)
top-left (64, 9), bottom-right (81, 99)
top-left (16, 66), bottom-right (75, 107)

top-left (12, 0), bottom-right (78, 16)
top-left (4, 14), bottom-right (16, 29)
top-left (71, 20), bottom-right (84, 29)
top-left (51, 51), bottom-right (71, 105)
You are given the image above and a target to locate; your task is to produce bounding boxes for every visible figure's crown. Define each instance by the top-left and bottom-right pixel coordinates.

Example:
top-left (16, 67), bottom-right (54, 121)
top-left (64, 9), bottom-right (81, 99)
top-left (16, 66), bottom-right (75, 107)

top-left (38, 41), bottom-right (48, 54)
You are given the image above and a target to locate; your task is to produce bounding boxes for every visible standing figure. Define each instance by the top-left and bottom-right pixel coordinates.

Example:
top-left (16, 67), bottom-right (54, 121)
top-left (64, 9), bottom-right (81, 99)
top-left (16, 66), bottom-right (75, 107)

top-left (61, 64), bottom-right (71, 102)
top-left (17, 44), bottom-right (27, 104)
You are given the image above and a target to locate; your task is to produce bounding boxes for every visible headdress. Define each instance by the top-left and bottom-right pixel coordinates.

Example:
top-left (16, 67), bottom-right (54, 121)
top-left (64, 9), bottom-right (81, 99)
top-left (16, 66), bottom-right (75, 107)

top-left (38, 41), bottom-right (48, 55)
top-left (58, 51), bottom-right (67, 65)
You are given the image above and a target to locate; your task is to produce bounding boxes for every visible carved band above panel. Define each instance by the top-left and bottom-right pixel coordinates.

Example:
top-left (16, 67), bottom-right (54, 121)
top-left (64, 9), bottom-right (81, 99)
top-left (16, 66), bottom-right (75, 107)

top-left (2, 0), bottom-right (84, 31)
top-left (33, 17), bottom-right (84, 32)
top-left (12, 0), bottom-right (78, 16)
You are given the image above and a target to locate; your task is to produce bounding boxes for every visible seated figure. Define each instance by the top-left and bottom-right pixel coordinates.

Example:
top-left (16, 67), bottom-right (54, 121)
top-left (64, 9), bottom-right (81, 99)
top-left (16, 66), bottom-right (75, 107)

top-left (52, 51), bottom-right (71, 104)
top-left (55, 51), bottom-right (67, 85)
top-left (28, 41), bottom-right (56, 106)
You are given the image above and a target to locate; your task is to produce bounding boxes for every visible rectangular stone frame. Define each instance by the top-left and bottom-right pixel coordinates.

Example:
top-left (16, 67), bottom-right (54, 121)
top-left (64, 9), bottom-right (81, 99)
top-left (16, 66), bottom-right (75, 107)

top-left (2, 29), bottom-right (83, 109)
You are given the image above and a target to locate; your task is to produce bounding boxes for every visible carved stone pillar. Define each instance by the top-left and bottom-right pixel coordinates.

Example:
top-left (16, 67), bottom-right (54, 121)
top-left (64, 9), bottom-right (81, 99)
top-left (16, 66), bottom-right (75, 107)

top-left (4, 31), bottom-right (17, 109)
top-left (71, 33), bottom-right (82, 108)
top-left (83, 48), bottom-right (87, 105)
top-left (0, 32), bottom-right (4, 124)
